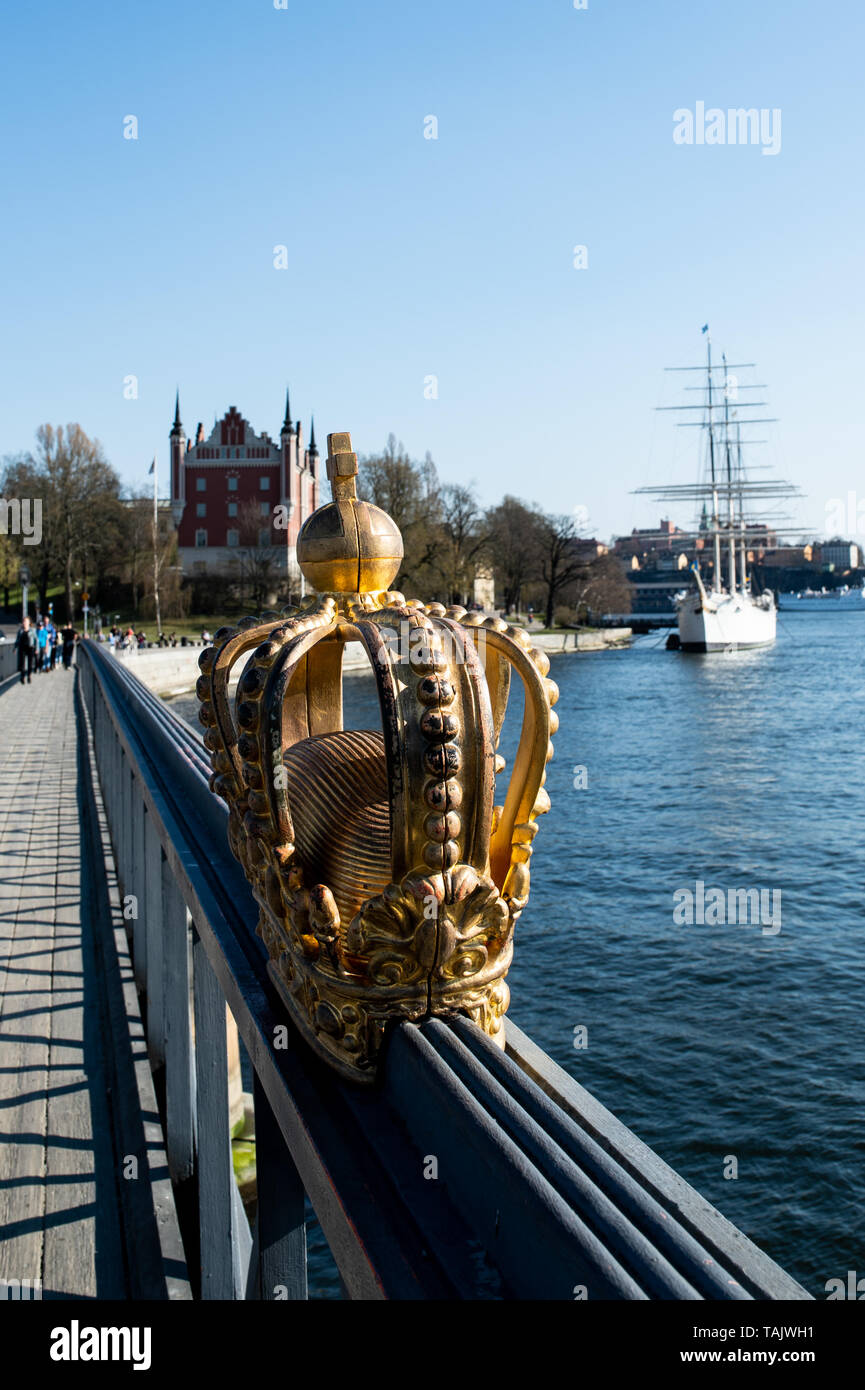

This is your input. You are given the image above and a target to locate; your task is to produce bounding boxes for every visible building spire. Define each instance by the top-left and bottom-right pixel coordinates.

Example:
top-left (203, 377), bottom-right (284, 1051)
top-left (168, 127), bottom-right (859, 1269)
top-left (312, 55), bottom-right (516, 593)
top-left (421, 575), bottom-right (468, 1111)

top-left (308, 416), bottom-right (318, 455)
top-left (282, 387), bottom-right (292, 433)
top-left (172, 389), bottom-right (182, 431)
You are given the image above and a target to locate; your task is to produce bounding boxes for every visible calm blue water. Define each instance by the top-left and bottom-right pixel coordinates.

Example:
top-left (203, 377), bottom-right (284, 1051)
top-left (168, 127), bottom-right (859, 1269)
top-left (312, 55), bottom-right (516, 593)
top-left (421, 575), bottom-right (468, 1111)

top-left (173, 609), bottom-right (865, 1297)
top-left (502, 609), bottom-right (865, 1299)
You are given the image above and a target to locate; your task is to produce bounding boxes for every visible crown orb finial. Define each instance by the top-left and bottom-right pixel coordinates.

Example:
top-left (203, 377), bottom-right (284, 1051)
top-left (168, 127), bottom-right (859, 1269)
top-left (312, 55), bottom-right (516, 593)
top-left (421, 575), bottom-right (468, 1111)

top-left (198, 417), bottom-right (559, 1083)
top-left (297, 430), bottom-right (403, 594)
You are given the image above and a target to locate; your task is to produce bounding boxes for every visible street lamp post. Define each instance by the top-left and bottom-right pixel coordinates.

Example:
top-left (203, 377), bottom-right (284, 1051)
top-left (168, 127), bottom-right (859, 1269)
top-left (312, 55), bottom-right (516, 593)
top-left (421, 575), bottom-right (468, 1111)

top-left (19, 564), bottom-right (30, 622)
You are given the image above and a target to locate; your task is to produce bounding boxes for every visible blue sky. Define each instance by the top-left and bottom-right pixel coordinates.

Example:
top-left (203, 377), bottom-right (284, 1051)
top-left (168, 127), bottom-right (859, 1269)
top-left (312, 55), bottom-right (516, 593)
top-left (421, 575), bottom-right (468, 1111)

top-left (1, 0), bottom-right (862, 541)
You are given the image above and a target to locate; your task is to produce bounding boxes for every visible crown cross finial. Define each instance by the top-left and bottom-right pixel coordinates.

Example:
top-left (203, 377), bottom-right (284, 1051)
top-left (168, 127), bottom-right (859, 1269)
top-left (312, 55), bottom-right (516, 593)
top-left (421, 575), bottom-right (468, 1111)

top-left (196, 418), bottom-right (559, 1080)
top-left (326, 431), bottom-right (358, 501)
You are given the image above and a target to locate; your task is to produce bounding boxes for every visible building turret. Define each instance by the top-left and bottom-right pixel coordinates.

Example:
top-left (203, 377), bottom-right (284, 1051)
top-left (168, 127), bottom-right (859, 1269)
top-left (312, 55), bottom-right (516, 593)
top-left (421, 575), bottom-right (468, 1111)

top-left (170, 390), bottom-right (186, 526)
top-left (308, 416), bottom-right (320, 510)
top-left (280, 386), bottom-right (296, 519)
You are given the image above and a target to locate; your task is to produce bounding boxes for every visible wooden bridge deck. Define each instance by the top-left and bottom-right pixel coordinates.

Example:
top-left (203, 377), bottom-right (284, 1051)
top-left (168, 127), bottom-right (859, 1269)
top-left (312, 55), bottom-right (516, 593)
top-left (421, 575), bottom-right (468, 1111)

top-left (0, 663), bottom-right (188, 1299)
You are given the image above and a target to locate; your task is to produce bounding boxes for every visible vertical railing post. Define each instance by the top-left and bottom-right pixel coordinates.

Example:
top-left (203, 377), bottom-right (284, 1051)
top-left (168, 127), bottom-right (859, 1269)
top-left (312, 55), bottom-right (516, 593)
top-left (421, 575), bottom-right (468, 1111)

top-left (250, 1074), bottom-right (308, 1300)
top-left (119, 750), bottom-right (131, 900)
top-left (108, 723), bottom-right (118, 840)
top-left (193, 927), bottom-right (251, 1298)
top-left (162, 868), bottom-right (195, 1183)
top-left (144, 809), bottom-right (165, 1066)
top-left (130, 782), bottom-right (147, 991)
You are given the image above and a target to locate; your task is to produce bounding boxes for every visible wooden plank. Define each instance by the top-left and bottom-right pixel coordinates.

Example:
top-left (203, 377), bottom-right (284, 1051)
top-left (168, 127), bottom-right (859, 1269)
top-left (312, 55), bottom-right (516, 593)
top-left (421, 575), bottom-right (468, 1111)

top-left (0, 674), bottom-right (65, 1292)
top-left (162, 867), bottom-right (195, 1182)
top-left (76, 669), bottom-right (191, 1299)
top-left (193, 927), bottom-right (249, 1298)
top-left (252, 1072), bottom-right (308, 1300)
top-left (131, 784), bottom-right (147, 992)
top-left (144, 810), bottom-right (165, 1067)
top-left (0, 672), bottom-right (126, 1298)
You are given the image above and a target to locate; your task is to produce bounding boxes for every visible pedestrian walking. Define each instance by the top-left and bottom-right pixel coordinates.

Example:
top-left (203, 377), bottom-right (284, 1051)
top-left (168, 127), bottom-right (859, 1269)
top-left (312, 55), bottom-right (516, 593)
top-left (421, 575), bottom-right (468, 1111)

top-left (14, 617), bottom-right (36, 684)
top-left (35, 620), bottom-right (48, 673)
top-left (61, 624), bottom-right (77, 670)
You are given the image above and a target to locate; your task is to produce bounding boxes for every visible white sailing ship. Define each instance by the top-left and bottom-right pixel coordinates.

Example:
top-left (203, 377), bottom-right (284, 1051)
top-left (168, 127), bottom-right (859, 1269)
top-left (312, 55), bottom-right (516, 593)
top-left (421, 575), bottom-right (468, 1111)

top-left (638, 329), bottom-right (800, 652)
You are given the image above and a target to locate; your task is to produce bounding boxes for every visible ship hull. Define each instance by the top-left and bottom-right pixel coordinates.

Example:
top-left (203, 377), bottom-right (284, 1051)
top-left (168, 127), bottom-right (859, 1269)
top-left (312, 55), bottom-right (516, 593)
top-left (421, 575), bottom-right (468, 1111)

top-left (677, 592), bottom-right (776, 651)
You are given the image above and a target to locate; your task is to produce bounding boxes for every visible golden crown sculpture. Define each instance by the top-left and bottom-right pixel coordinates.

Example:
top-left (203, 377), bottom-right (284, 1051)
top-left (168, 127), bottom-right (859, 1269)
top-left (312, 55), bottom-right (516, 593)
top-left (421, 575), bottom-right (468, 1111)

top-left (197, 433), bottom-right (558, 1081)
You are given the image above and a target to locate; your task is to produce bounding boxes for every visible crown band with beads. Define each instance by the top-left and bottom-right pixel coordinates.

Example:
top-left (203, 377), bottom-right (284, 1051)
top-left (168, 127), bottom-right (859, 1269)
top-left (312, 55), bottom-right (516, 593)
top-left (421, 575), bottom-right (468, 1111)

top-left (197, 431), bottom-right (558, 1081)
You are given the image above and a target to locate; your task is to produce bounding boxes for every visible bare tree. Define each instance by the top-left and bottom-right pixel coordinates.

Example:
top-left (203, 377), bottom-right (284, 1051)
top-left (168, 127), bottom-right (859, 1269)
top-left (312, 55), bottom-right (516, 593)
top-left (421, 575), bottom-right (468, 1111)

top-left (357, 436), bottom-right (442, 593)
top-left (536, 513), bottom-right (590, 629)
top-left (117, 497), bottom-right (181, 624)
top-left (4, 425), bottom-right (123, 620)
top-left (0, 533), bottom-right (16, 612)
top-left (236, 498), bottom-right (278, 610)
top-left (486, 496), bottom-right (544, 614)
top-left (433, 483), bottom-right (489, 605)
top-left (569, 553), bottom-right (632, 620)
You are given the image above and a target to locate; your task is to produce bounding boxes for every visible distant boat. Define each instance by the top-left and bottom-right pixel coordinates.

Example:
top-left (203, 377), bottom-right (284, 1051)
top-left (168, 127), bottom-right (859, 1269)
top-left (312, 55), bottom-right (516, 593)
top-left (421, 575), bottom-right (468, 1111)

top-left (636, 329), bottom-right (801, 652)
top-left (779, 582), bottom-right (865, 611)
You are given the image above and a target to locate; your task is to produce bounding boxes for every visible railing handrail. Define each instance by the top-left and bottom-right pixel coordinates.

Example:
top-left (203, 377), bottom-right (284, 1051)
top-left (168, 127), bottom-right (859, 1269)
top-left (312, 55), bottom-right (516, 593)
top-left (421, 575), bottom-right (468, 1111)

top-left (76, 639), bottom-right (812, 1301)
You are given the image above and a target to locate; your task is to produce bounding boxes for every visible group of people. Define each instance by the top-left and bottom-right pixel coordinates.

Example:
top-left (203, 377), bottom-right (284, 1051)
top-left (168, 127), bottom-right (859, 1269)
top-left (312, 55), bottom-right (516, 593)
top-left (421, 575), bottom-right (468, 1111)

top-left (14, 616), bottom-right (78, 683)
top-left (102, 626), bottom-right (195, 649)
top-left (11, 616), bottom-right (215, 685)
top-left (104, 625), bottom-right (148, 650)
top-left (100, 627), bottom-right (212, 650)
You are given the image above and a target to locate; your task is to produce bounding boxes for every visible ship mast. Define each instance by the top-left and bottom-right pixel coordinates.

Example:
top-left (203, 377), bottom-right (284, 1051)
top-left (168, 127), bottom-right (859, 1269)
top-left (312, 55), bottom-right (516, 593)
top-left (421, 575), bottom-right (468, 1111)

top-left (737, 422), bottom-right (748, 590)
top-left (705, 333), bottom-right (723, 592)
top-left (634, 330), bottom-right (800, 597)
top-left (722, 353), bottom-right (737, 595)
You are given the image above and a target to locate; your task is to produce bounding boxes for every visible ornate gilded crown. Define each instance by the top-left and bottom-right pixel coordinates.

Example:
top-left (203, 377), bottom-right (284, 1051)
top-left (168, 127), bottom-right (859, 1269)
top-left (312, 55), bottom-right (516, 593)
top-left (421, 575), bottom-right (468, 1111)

top-left (197, 432), bottom-right (558, 1081)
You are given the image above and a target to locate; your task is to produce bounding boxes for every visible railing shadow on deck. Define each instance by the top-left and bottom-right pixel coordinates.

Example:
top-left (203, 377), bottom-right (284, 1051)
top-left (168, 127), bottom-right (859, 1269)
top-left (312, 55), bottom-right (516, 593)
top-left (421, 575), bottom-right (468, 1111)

top-left (75, 639), bottom-right (813, 1302)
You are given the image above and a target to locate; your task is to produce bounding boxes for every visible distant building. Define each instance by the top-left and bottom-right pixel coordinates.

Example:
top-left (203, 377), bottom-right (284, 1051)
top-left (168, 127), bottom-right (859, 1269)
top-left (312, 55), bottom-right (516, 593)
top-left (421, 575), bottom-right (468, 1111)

top-left (654, 551), bottom-right (690, 572)
top-left (169, 392), bottom-right (319, 578)
top-left (760, 545), bottom-right (813, 568)
top-left (819, 538), bottom-right (860, 570)
top-left (573, 539), bottom-right (609, 562)
top-left (746, 523), bottom-right (778, 553)
top-left (613, 518), bottom-right (685, 560)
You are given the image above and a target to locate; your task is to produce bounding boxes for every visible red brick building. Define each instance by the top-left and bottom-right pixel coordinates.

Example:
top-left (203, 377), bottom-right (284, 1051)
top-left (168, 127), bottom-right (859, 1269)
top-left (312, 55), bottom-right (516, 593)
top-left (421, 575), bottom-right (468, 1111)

top-left (170, 391), bottom-right (320, 578)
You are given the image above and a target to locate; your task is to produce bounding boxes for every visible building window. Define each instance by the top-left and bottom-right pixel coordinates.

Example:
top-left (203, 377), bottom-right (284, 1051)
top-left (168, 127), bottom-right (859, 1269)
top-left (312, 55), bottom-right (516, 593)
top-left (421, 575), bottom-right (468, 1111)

top-left (227, 501), bottom-right (238, 517)
top-left (195, 529), bottom-right (207, 547)
top-left (196, 477), bottom-right (206, 492)
top-left (259, 476), bottom-right (270, 490)
top-left (260, 500), bottom-right (269, 516)
top-left (196, 502), bottom-right (206, 517)
top-left (227, 530), bottom-right (239, 548)
top-left (258, 529), bottom-right (271, 548)
top-left (228, 476), bottom-right (238, 491)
